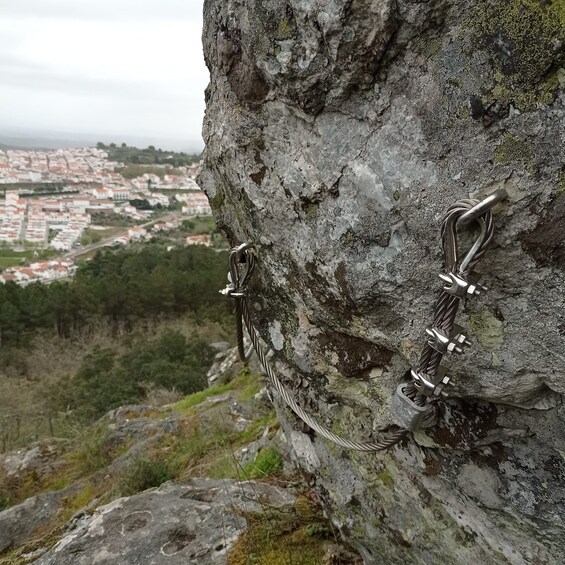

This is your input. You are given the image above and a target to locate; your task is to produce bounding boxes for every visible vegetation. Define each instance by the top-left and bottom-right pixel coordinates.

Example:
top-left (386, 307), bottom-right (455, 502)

top-left (228, 497), bottom-right (337, 565)
top-left (0, 244), bottom-right (230, 348)
top-left (242, 447), bottom-right (283, 479)
top-left (0, 370), bottom-right (270, 508)
top-left (0, 242), bottom-right (233, 451)
top-left (79, 228), bottom-right (103, 246)
top-left (468, 0), bottom-right (565, 110)
top-left (179, 216), bottom-right (216, 235)
top-left (48, 330), bottom-right (215, 422)
top-left (96, 142), bottom-right (200, 168)
top-left (0, 362), bottom-right (359, 565)
top-left (90, 212), bottom-right (140, 227)
top-left (0, 230), bottom-right (348, 564)
top-left (0, 257), bottom-right (22, 269)
top-left (0, 248), bottom-right (57, 266)
top-left (117, 458), bottom-right (176, 497)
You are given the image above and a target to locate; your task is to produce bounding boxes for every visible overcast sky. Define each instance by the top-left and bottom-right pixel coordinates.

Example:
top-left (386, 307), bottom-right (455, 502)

top-left (0, 0), bottom-right (208, 150)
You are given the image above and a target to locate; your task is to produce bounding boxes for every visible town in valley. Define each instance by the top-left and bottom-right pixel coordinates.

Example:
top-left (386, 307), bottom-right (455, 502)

top-left (0, 145), bottom-right (214, 285)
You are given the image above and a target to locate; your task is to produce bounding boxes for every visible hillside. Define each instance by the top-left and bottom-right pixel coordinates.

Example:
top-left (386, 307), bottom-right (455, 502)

top-left (0, 350), bottom-right (361, 565)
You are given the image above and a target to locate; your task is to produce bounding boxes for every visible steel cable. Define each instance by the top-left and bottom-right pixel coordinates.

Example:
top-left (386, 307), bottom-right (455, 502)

top-left (239, 298), bottom-right (408, 451)
top-left (222, 191), bottom-right (505, 451)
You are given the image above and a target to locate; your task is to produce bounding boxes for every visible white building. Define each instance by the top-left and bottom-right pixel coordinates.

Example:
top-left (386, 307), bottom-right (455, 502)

top-left (128, 226), bottom-right (147, 240)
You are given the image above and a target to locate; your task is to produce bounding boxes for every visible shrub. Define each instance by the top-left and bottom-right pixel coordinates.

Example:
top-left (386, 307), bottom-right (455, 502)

top-left (117, 458), bottom-right (176, 496)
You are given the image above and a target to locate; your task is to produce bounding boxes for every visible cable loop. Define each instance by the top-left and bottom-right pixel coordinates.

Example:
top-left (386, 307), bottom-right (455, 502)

top-left (222, 242), bottom-right (255, 298)
top-left (219, 189), bottom-right (507, 451)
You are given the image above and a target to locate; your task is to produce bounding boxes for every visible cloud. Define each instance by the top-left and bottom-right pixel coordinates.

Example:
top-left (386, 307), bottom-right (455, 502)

top-left (2, 0), bottom-right (202, 22)
top-left (0, 1), bottom-right (209, 145)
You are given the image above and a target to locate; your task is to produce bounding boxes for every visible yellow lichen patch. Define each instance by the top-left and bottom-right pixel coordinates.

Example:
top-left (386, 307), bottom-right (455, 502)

top-left (377, 467), bottom-right (394, 490)
top-left (557, 170), bottom-right (565, 194)
top-left (493, 133), bottom-right (534, 165)
top-left (275, 17), bottom-right (296, 41)
top-left (469, 310), bottom-right (504, 351)
top-left (469, 0), bottom-right (565, 110)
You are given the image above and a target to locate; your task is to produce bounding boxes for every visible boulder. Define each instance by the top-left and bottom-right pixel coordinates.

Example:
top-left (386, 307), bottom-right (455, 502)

top-left (200, 0), bottom-right (565, 562)
top-left (0, 488), bottom-right (72, 553)
top-left (31, 478), bottom-right (296, 565)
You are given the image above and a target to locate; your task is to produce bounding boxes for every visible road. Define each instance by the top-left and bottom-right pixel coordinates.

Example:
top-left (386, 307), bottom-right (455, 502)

top-left (63, 212), bottom-right (182, 260)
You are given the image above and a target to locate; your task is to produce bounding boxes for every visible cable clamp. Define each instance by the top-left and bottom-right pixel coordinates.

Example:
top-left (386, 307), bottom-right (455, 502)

top-left (425, 324), bottom-right (471, 355)
top-left (439, 271), bottom-right (486, 298)
top-left (411, 367), bottom-right (452, 398)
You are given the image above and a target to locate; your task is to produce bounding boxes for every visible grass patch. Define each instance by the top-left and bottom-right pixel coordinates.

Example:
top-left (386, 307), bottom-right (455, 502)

top-left (242, 447), bottom-right (283, 479)
top-left (66, 421), bottom-right (118, 476)
top-left (0, 257), bottom-right (23, 268)
top-left (172, 382), bottom-right (234, 413)
top-left (59, 483), bottom-right (97, 523)
top-left (208, 452), bottom-right (240, 479)
top-left (238, 410), bottom-right (278, 444)
top-left (165, 415), bottom-right (236, 474)
top-left (228, 497), bottom-right (335, 565)
top-left (170, 367), bottom-right (264, 414)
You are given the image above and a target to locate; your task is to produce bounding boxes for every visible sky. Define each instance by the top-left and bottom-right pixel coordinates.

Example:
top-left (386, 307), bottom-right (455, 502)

top-left (0, 0), bottom-right (208, 150)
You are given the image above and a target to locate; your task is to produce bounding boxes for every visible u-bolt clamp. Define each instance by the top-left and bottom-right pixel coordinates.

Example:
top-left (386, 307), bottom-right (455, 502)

top-left (425, 324), bottom-right (471, 355)
top-left (410, 367), bottom-right (452, 397)
top-left (439, 271), bottom-right (487, 298)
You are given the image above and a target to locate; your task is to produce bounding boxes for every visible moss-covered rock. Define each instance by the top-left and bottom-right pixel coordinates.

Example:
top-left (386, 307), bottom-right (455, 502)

top-left (469, 0), bottom-right (565, 110)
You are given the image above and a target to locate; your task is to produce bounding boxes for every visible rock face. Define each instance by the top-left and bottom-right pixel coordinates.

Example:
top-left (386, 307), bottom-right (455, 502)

top-left (31, 479), bottom-right (297, 565)
top-left (0, 489), bottom-right (72, 553)
top-left (200, 0), bottom-right (565, 563)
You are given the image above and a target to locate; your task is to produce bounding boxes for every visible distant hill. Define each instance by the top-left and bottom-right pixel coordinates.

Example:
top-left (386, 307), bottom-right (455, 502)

top-left (0, 128), bottom-right (203, 153)
top-left (98, 142), bottom-right (201, 168)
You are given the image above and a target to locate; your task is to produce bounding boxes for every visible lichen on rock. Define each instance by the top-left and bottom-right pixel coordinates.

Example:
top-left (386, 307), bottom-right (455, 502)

top-left (201, 0), bottom-right (565, 561)
top-left (467, 0), bottom-right (565, 110)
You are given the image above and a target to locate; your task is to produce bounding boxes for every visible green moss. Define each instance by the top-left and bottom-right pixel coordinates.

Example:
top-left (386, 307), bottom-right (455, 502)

top-left (303, 201), bottom-right (318, 218)
top-left (377, 468), bottom-right (394, 490)
top-left (424, 36), bottom-right (443, 59)
top-left (209, 190), bottom-right (225, 213)
top-left (274, 17), bottom-right (295, 41)
top-left (493, 133), bottom-right (534, 165)
top-left (469, 0), bottom-right (565, 110)
top-left (469, 310), bottom-right (504, 351)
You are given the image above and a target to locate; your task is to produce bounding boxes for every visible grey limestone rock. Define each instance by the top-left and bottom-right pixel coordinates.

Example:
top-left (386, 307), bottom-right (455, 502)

top-left (200, 0), bottom-right (565, 562)
top-left (0, 438), bottom-right (69, 481)
top-left (31, 478), bottom-right (296, 565)
top-left (0, 488), bottom-right (73, 553)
